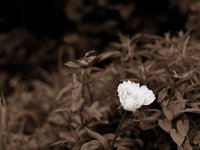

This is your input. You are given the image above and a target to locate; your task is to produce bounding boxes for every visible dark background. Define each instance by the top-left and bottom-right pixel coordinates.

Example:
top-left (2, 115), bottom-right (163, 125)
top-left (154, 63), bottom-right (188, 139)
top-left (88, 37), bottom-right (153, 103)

top-left (0, 0), bottom-right (199, 78)
top-left (0, 0), bottom-right (186, 37)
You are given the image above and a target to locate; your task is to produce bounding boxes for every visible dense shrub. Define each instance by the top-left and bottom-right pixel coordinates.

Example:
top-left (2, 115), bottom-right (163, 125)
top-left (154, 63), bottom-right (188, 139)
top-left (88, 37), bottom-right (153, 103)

top-left (1, 1), bottom-right (200, 150)
top-left (1, 32), bottom-right (200, 150)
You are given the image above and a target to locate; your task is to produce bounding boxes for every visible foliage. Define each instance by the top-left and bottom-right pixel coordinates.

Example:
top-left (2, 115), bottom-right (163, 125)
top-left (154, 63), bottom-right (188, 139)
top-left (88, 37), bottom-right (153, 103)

top-left (1, 1), bottom-right (200, 150)
top-left (1, 31), bottom-right (200, 150)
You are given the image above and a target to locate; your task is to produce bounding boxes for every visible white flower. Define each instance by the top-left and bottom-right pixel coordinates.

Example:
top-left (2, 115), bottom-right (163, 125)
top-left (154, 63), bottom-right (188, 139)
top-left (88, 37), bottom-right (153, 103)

top-left (140, 85), bottom-right (156, 105)
top-left (117, 80), bottom-right (155, 112)
top-left (117, 81), bottom-right (144, 111)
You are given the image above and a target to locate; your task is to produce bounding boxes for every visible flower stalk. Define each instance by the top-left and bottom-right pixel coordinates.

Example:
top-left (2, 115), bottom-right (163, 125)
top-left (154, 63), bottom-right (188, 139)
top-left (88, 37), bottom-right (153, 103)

top-left (112, 80), bottom-right (156, 149)
top-left (111, 110), bottom-right (127, 149)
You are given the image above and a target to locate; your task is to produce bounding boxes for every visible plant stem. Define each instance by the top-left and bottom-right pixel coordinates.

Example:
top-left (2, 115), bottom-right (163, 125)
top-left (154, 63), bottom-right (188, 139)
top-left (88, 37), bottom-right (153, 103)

top-left (111, 110), bottom-right (127, 149)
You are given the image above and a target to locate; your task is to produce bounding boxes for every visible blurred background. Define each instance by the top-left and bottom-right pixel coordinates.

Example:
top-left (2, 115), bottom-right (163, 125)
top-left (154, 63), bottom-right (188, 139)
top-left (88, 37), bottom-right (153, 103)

top-left (1, 1), bottom-right (200, 150)
top-left (0, 0), bottom-right (200, 95)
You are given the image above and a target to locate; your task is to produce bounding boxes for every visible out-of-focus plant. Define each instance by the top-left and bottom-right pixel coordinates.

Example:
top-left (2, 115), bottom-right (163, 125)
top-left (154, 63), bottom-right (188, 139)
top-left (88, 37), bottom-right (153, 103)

top-left (171, 0), bottom-right (200, 39)
top-left (64, 50), bottom-right (98, 114)
top-left (52, 51), bottom-right (111, 149)
top-left (91, 32), bottom-right (200, 149)
top-left (3, 30), bottom-right (200, 150)
top-left (0, 93), bottom-right (9, 150)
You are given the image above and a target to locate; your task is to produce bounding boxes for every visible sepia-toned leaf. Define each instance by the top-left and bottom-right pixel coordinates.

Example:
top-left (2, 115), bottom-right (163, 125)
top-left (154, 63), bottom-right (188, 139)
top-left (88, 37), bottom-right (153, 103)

top-left (50, 140), bottom-right (68, 147)
top-left (71, 75), bottom-right (84, 112)
top-left (59, 132), bottom-right (76, 143)
top-left (162, 106), bottom-right (174, 121)
top-left (117, 138), bottom-right (135, 148)
top-left (103, 133), bottom-right (115, 141)
top-left (71, 97), bottom-right (84, 112)
top-left (84, 101), bottom-right (109, 122)
top-left (97, 51), bottom-right (121, 61)
top-left (65, 60), bottom-right (81, 68)
top-left (182, 140), bottom-right (193, 150)
top-left (86, 56), bottom-right (97, 63)
top-left (0, 93), bottom-right (9, 150)
top-left (85, 50), bottom-right (96, 57)
top-left (170, 119), bottom-right (189, 146)
top-left (193, 131), bottom-right (200, 145)
top-left (170, 129), bottom-right (184, 146)
top-left (158, 118), bottom-right (172, 133)
top-left (177, 120), bottom-right (189, 137)
top-left (168, 100), bottom-right (186, 117)
top-left (80, 140), bottom-right (102, 150)
top-left (85, 127), bottom-right (108, 149)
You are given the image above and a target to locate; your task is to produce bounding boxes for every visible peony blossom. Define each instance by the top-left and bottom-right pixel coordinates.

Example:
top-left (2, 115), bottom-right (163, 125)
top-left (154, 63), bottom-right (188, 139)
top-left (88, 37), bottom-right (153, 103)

top-left (117, 80), bottom-right (155, 112)
top-left (140, 85), bottom-right (156, 105)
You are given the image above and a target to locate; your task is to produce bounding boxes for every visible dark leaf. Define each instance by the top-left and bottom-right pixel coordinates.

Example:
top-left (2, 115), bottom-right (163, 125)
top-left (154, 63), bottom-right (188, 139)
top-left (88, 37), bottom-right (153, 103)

top-left (193, 131), bottom-right (200, 144)
top-left (169, 100), bottom-right (186, 117)
top-left (97, 51), bottom-right (121, 61)
top-left (86, 56), bottom-right (96, 63)
top-left (80, 140), bottom-right (102, 150)
top-left (0, 93), bottom-right (9, 144)
top-left (84, 102), bottom-right (109, 122)
top-left (85, 127), bottom-right (108, 149)
top-left (59, 132), bottom-right (76, 143)
top-left (179, 71), bottom-right (193, 80)
top-left (116, 138), bottom-right (135, 149)
top-left (71, 75), bottom-right (84, 112)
